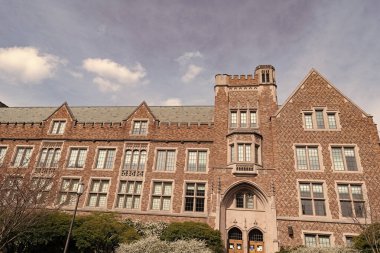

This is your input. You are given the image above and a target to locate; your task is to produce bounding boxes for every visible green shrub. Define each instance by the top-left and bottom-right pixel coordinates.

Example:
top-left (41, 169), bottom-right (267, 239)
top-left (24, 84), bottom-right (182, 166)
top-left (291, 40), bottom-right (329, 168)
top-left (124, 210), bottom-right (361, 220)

top-left (160, 221), bottom-right (223, 253)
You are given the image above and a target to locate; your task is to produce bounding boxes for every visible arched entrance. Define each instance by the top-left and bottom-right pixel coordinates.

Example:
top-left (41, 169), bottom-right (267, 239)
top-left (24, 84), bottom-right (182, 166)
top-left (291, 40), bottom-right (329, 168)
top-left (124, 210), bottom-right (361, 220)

top-left (219, 181), bottom-right (278, 253)
top-left (228, 227), bottom-right (243, 253)
top-left (248, 229), bottom-right (264, 253)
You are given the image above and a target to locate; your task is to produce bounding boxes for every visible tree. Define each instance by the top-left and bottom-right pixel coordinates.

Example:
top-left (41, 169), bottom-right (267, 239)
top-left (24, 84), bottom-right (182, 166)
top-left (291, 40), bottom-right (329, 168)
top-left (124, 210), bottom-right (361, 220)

top-left (0, 163), bottom-right (58, 251)
top-left (353, 222), bottom-right (380, 253)
top-left (160, 221), bottom-right (223, 253)
top-left (73, 213), bottom-right (139, 253)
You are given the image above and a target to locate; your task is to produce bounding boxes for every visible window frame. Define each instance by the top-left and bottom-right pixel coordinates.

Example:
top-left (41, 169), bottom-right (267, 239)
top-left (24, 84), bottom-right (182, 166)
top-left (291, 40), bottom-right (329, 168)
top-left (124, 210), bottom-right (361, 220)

top-left (93, 147), bottom-right (117, 170)
top-left (37, 147), bottom-right (61, 169)
top-left (86, 178), bottom-right (111, 208)
top-left (131, 120), bottom-right (148, 135)
top-left (150, 180), bottom-right (173, 211)
top-left (336, 182), bottom-right (367, 219)
top-left (294, 145), bottom-right (323, 171)
top-left (58, 177), bottom-right (82, 206)
top-left (11, 145), bottom-right (34, 168)
top-left (234, 191), bottom-right (257, 210)
top-left (66, 147), bottom-right (88, 169)
top-left (183, 181), bottom-right (207, 213)
top-left (185, 149), bottom-right (208, 173)
top-left (115, 180), bottom-right (143, 210)
top-left (330, 145), bottom-right (361, 172)
top-left (302, 108), bottom-right (340, 131)
top-left (229, 141), bottom-right (261, 165)
top-left (303, 232), bottom-right (333, 248)
top-left (154, 148), bottom-right (177, 172)
top-left (229, 109), bottom-right (259, 129)
top-left (298, 182), bottom-right (327, 217)
top-left (50, 120), bottom-right (67, 135)
top-left (0, 146), bottom-right (8, 166)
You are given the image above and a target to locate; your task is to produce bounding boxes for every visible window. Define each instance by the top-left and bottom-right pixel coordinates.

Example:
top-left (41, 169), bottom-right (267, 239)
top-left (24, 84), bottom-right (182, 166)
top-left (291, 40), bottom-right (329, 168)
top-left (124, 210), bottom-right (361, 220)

top-left (51, 120), bottom-right (66, 134)
top-left (304, 234), bottom-right (331, 247)
top-left (261, 70), bottom-right (270, 83)
top-left (255, 145), bottom-right (260, 164)
top-left (250, 111), bottom-right (257, 127)
top-left (187, 150), bottom-right (207, 172)
top-left (155, 150), bottom-right (176, 171)
top-left (37, 148), bottom-right (61, 168)
top-left (87, 179), bottom-right (110, 208)
top-left (67, 148), bottom-right (87, 168)
top-left (230, 110), bottom-right (258, 128)
top-left (12, 147), bottom-right (33, 167)
top-left (31, 177), bottom-right (53, 202)
top-left (124, 149), bottom-right (146, 171)
top-left (58, 178), bottom-right (80, 206)
top-left (303, 109), bottom-right (338, 130)
top-left (338, 184), bottom-right (365, 218)
top-left (132, 120), bottom-right (148, 135)
top-left (236, 191), bottom-right (255, 209)
top-left (345, 236), bottom-right (355, 247)
top-left (299, 183), bottom-right (326, 216)
top-left (331, 147), bottom-right (358, 171)
top-left (151, 181), bottom-right (172, 211)
top-left (2, 176), bottom-right (23, 202)
top-left (238, 144), bottom-right (251, 162)
top-left (0, 146), bottom-right (7, 166)
top-left (116, 181), bottom-right (142, 209)
top-left (295, 146), bottom-right (320, 170)
top-left (95, 149), bottom-right (116, 169)
top-left (184, 183), bottom-right (205, 212)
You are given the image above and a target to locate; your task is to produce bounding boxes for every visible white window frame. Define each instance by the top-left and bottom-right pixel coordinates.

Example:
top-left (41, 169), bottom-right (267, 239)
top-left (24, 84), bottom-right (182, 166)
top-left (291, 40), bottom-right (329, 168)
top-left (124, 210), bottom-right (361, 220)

top-left (11, 145), bottom-right (34, 168)
top-left (85, 178), bottom-right (111, 208)
top-left (150, 180), bottom-right (173, 211)
top-left (66, 147), bottom-right (88, 169)
top-left (58, 177), bottom-right (82, 206)
top-left (185, 149), bottom-right (209, 173)
top-left (330, 145), bottom-right (361, 172)
top-left (131, 119), bottom-right (148, 135)
top-left (336, 182), bottom-right (367, 219)
top-left (153, 148), bottom-right (177, 172)
top-left (93, 147), bottom-right (117, 170)
top-left (0, 146), bottom-right (8, 166)
top-left (229, 109), bottom-right (259, 128)
top-left (302, 108), bottom-right (340, 131)
top-left (115, 180), bottom-right (143, 210)
top-left (293, 144), bottom-right (324, 171)
top-left (302, 232), bottom-right (334, 248)
top-left (183, 181), bottom-right (207, 213)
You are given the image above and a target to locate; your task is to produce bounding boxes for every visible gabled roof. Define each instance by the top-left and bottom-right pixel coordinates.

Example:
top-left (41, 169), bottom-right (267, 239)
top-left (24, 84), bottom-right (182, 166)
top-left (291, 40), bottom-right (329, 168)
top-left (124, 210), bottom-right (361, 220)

top-left (274, 69), bottom-right (370, 117)
top-left (44, 102), bottom-right (76, 121)
top-left (0, 105), bottom-right (214, 123)
top-left (124, 101), bottom-right (157, 121)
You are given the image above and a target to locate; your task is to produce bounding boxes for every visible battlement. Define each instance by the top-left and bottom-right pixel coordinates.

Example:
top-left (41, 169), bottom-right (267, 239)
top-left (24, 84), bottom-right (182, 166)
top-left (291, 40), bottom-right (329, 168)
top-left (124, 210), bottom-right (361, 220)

top-left (215, 65), bottom-right (276, 86)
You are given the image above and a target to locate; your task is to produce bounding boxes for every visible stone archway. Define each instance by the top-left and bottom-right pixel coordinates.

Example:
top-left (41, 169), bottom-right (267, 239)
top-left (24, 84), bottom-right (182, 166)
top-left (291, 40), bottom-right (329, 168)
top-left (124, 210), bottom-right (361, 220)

top-left (219, 181), bottom-right (278, 253)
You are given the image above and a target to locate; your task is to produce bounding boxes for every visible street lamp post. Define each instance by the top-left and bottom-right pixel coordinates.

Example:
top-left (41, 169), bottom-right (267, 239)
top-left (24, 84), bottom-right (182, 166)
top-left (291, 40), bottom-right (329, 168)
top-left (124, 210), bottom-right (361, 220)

top-left (63, 182), bottom-right (84, 253)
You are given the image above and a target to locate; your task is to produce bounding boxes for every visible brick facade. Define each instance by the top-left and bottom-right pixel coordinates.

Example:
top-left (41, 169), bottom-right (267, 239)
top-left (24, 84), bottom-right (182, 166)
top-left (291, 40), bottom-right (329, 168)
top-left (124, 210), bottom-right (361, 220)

top-left (0, 65), bottom-right (379, 253)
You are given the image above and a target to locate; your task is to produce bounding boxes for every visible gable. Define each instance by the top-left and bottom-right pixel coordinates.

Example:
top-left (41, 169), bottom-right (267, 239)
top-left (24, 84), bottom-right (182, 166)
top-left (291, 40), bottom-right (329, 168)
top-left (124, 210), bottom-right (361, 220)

top-left (44, 102), bottom-right (76, 122)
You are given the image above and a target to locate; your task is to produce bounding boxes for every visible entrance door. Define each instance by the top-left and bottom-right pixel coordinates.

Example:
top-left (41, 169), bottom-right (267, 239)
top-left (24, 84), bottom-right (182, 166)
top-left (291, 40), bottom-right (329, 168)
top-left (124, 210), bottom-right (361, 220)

top-left (228, 228), bottom-right (243, 253)
top-left (248, 229), bottom-right (264, 253)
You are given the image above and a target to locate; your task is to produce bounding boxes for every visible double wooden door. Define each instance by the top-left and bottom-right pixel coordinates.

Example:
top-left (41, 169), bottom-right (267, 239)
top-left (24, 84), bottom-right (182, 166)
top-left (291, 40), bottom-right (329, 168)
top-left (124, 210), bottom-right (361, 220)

top-left (248, 241), bottom-right (265, 253)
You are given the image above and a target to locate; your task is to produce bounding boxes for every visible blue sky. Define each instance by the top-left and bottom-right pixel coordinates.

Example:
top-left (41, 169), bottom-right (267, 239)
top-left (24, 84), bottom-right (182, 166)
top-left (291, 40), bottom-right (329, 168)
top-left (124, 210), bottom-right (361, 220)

top-left (0, 0), bottom-right (380, 127)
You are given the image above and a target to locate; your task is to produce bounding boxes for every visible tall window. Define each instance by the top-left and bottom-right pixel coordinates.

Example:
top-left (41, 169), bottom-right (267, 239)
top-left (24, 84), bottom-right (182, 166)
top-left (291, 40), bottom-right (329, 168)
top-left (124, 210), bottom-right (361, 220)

top-left (230, 111), bottom-right (237, 128)
top-left (58, 178), bottom-right (80, 206)
top-left (151, 182), bottom-right (172, 211)
top-left (299, 183), bottom-right (326, 216)
top-left (295, 146), bottom-right (320, 170)
top-left (116, 181), bottom-right (142, 209)
top-left (303, 109), bottom-right (338, 130)
top-left (124, 149), bottom-right (146, 170)
top-left (332, 147), bottom-right (358, 171)
top-left (0, 146), bottom-right (7, 166)
top-left (95, 149), bottom-right (116, 169)
top-left (155, 150), bottom-right (176, 171)
top-left (250, 111), bottom-right (257, 127)
top-left (51, 120), bottom-right (66, 134)
top-left (338, 184), bottom-right (365, 218)
top-left (236, 191), bottom-right (255, 209)
top-left (132, 120), bottom-right (148, 135)
top-left (255, 145), bottom-right (260, 164)
top-left (67, 148), bottom-right (87, 168)
top-left (261, 70), bottom-right (270, 83)
top-left (37, 148), bottom-right (61, 168)
top-left (13, 147), bottom-right (33, 167)
top-left (305, 234), bottom-right (331, 247)
top-left (238, 144), bottom-right (251, 162)
top-left (187, 150), bottom-right (207, 172)
top-left (87, 179), bottom-right (110, 208)
top-left (31, 177), bottom-right (52, 202)
top-left (184, 183), bottom-right (205, 212)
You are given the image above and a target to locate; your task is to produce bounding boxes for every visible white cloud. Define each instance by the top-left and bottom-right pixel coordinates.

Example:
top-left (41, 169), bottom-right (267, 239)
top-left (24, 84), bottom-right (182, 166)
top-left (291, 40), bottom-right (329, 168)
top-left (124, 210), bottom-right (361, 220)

top-left (163, 98), bottom-right (182, 106)
top-left (181, 64), bottom-right (203, 83)
top-left (0, 47), bottom-right (62, 84)
top-left (82, 58), bottom-right (147, 92)
top-left (176, 51), bottom-right (203, 65)
top-left (67, 70), bottom-right (83, 79)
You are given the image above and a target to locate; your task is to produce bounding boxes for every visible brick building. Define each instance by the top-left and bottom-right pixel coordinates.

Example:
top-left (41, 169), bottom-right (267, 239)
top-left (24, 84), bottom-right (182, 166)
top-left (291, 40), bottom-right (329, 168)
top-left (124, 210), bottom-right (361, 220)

top-left (0, 65), bottom-right (379, 253)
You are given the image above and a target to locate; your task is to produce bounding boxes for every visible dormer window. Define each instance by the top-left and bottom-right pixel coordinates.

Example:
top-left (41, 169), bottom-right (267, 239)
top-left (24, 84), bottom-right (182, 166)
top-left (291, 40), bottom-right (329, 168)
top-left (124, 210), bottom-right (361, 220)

top-left (51, 120), bottom-right (66, 134)
top-left (132, 120), bottom-right (148, 135)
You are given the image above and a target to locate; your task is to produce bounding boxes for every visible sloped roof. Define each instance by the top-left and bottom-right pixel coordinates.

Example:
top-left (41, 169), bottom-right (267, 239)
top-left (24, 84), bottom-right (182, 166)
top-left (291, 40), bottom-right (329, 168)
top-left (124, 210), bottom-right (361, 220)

top-left (0, 106), bottom-right (214, 123)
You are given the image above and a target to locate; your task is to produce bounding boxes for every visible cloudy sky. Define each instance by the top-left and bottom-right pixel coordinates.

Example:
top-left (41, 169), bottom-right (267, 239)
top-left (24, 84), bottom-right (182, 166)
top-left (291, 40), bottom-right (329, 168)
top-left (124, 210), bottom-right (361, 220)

top-left (0, 0), bottom-right (380, 126)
